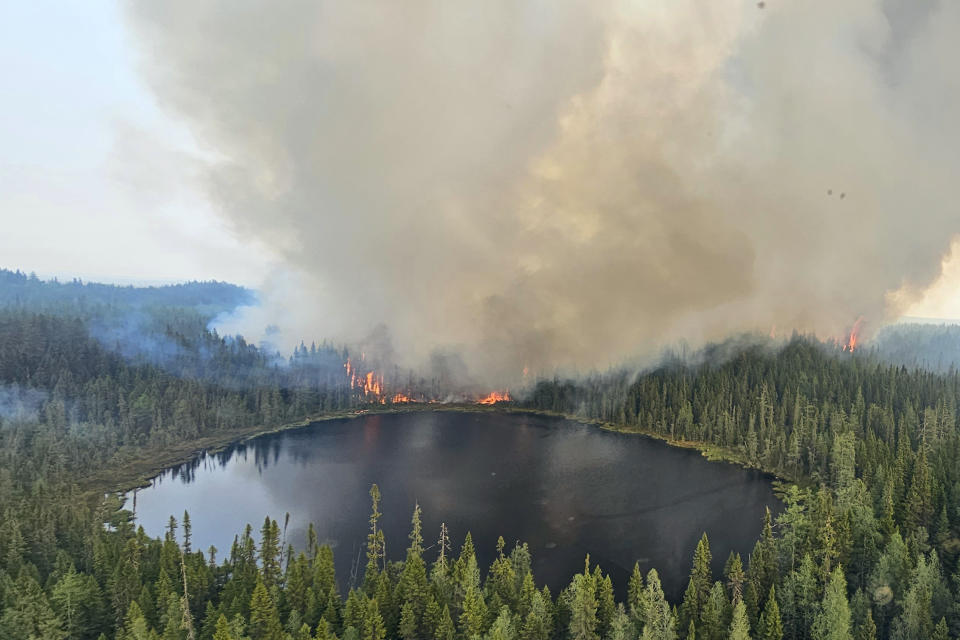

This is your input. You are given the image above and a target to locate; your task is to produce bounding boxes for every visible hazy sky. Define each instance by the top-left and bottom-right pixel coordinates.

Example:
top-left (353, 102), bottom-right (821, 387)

top-left (2, 0), bottom-right (959, 359)
top-left (0, 0), bottom-right (274, 284)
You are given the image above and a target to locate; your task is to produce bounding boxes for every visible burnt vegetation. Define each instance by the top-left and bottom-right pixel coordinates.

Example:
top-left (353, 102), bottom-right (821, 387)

top-left (2, 271), bottom-right (960, 639)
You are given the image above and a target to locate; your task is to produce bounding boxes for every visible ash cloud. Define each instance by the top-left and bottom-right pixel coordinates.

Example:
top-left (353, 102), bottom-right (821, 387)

top-left (124, 0), bottom-right (960, 383)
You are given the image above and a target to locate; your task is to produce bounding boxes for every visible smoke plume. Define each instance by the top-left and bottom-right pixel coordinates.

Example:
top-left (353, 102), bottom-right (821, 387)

top-left (124, 0), bottom-right (960, 382)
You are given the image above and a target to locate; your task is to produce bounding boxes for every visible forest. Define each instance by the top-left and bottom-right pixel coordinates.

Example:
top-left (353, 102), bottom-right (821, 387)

top-left (2, 270), bottom-right (960, 639)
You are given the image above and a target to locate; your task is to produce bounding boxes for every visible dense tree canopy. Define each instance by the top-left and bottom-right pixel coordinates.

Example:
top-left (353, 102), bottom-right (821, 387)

top-left (4, 273), bottom-right (960, 638)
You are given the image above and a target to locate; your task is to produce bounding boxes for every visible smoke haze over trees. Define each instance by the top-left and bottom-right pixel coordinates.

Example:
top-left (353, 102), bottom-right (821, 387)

top-left (5, 272), bottom-right (960, 639)
top-left (121, 0), bottom-right (960, 382)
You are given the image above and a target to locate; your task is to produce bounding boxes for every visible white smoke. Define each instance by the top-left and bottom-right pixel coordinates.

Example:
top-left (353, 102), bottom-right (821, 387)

top-left (124, 0), bottom-right (960, 382)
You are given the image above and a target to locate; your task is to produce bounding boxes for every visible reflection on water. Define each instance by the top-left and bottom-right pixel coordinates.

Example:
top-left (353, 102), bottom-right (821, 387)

top-left (128, 411), bottom-right (781, 599)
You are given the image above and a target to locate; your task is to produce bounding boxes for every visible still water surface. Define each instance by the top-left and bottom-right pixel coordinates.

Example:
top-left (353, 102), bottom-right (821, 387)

top-left (128, 411), bottom-right (781, 598)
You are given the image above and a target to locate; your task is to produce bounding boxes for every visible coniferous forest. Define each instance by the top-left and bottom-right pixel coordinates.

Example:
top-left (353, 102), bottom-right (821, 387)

top-left (3, 269), bottom-right (960, 640)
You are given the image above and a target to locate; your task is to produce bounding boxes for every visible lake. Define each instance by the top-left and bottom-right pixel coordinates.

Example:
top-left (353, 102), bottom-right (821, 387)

top-left (127, 410), bottom-right (781, 599)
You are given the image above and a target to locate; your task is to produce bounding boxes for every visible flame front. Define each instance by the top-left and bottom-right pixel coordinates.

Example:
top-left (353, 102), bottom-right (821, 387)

top-left (345, 357), bottom-right (511, 405)
top-left (478, 390), bottom-right (511, 405)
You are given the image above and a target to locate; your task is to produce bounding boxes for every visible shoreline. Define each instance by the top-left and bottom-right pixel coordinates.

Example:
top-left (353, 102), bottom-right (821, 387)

top-left (87, 404), bottom-right (511, 498)
top-left (94, 404), bottom-right (793, 502)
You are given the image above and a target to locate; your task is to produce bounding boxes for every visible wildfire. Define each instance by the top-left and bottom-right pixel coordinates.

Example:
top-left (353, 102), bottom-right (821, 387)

top-left (345, 356), bottom-right (513, 406)
top-left (478, 390), bottom-right (511, 405)
top-left (843, 316), bottom-right (865, 352)
top-left (344, 358), bottom-right (386, 399)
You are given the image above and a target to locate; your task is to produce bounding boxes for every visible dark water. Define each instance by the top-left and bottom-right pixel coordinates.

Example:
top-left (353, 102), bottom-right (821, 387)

top-left (127, 411), bottom-right (781, 599)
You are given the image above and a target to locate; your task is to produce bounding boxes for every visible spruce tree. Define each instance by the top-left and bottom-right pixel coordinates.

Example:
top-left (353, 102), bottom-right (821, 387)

top-left (398, 503), bottom-right (429, 637)
top-left (760, 586), bottom-right (782, 640)
top-left (680, 533), bottom-right (712, 630)
top-left (641, 569), bottom-right (675, 640)
top-left (905, 447), bottom-right (933, 534)
top-left (812, 567), bottom-right (851, 640)
top-left (459, 583), bottom-right (488, 640)
top-left (699, 582), bottom-right (729, 640)
top-left (361, 598), bottom-right (386, 640)
top-left (213, 614), bottom-right (235, 640)
top-left (854, 610), bottom-right (876, 640)
top-left (248, 577), bottom-right (283, 640)
top-left (568, 571), bottom-right (599, 640)
top-left (728, 601), bottom-right (750, 640)
top-left (488, 606), bottom-right (517, 640)
top-left (364, 485), bottom-right (385, 594)
top-left (434, 604), bottom-right (456, 640)
top-left (259, 518), bottom-right (281, 591)
top-left (520, 591), bottom-right (552, 640)
top-left (628, 562), bottom-right (647, 629)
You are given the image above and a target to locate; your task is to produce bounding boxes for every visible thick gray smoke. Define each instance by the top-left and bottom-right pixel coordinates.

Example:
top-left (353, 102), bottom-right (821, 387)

top-left (125, 0), bottom-right (960, 382)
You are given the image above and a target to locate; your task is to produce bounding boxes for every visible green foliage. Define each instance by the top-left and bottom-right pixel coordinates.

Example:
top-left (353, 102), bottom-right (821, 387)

top-left (641, 569), bottom-right (675, 640)
top-left (812, 567), bottom-right (852, 640)
top-left (680, 533), bottom-right (712, 630)
top-left (10, 277), bottom-right (960, 640)
top-left (728, 600), bottom-right (750, 640)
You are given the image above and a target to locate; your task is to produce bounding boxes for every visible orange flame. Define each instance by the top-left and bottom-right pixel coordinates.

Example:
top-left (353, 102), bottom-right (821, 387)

top-left (844, 316), bottom-right (865, 352)
top-left (478, 390), bottom-right (511, 405)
